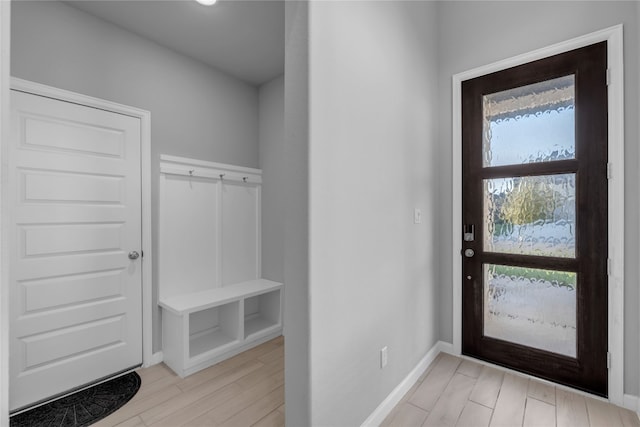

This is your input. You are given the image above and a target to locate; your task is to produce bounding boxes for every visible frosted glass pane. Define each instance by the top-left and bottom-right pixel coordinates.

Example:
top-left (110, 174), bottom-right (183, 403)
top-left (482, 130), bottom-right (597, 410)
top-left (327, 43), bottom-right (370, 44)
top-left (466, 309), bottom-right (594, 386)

top-left (484, 174), bottom-right (575, 258)
top-left (483, 75), bottom-right (575, 167)
top-left (484, 264), bottom-right (576, 357)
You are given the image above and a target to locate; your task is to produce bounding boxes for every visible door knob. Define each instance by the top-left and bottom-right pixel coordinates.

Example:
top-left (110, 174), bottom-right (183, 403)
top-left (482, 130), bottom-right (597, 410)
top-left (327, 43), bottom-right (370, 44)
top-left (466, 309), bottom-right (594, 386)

top-left (128, 251), bottom-right (140, 260)
top-left (464, 248), bottom-right (475, 258)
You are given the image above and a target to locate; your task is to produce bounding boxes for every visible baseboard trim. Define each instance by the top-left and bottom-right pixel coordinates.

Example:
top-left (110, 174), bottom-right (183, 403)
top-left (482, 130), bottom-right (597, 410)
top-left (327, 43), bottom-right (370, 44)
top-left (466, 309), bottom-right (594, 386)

top-left (361, 341), bottom-right (449, 426)
top-left (144, 351), bottom-right (164, 368)
top-left (623, 394), bottom-right (640, 414)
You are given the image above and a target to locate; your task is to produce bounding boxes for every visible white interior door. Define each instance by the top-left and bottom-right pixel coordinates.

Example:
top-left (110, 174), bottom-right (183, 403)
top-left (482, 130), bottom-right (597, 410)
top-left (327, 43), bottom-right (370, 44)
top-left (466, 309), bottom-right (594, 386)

top-left (9, 90), bottom-right (143, 411)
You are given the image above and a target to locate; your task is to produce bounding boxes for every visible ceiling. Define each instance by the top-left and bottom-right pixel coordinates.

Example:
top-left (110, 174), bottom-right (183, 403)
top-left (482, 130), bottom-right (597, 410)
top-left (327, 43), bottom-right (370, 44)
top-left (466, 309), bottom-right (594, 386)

top-left (64, 0), bottom-right (284, 86)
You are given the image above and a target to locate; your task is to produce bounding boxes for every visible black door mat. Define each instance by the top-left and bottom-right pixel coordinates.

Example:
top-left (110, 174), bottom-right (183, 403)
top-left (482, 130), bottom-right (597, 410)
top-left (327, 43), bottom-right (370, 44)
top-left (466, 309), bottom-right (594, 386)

top-left (10, 371), bottom-right (141, 427)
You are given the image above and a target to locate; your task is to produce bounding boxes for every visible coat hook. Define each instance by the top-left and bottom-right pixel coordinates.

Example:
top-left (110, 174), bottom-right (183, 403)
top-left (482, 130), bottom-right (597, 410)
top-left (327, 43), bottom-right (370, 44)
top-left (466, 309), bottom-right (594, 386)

top-left (219, 173), bottom-right (225, 179)
top-left (189, 169), bottom-right (194, 176)
top-left (243, 177), bottom-right (248, 182)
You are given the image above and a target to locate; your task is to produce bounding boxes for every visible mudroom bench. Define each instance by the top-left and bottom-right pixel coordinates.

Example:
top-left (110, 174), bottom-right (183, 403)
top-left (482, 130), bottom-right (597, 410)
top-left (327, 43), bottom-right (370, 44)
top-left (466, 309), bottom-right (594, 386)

top-left (159, 279), bottom-right (283, 378)
top-left (158, 155), bottom-right (283, 378)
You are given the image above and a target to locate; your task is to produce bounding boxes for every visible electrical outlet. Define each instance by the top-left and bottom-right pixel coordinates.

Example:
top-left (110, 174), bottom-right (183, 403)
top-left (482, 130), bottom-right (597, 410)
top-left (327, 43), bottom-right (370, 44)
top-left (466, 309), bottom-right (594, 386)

top-left (380, 346), bottom-right (388, 368)
top-left (414, 208), bottom-right (422, 224)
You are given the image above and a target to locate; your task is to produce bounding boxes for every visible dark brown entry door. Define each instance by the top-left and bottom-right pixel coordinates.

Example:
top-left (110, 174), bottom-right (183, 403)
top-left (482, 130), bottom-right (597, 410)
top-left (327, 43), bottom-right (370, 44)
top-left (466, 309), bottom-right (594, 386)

top-left (461, 42), bottom-right (608, 396)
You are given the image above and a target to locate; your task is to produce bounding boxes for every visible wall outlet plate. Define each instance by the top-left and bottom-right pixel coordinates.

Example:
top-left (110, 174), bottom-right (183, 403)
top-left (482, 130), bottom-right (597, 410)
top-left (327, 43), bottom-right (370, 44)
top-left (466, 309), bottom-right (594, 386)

top-left (414, 208), bottom-right (422, 224)
top-left (380, 346), bottom-right (388, 368)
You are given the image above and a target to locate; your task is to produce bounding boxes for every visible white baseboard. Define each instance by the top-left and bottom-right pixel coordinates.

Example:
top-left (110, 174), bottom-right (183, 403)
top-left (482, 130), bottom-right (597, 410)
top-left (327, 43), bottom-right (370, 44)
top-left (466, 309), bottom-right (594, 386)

top-left (361, 341), bottom-right (450, 427)
top-left (623, 394), bottom-right (640, 414)
top-left (144, 351), bottom-right (164, 368)
top-left (436, 341), bottom-right (455, 356)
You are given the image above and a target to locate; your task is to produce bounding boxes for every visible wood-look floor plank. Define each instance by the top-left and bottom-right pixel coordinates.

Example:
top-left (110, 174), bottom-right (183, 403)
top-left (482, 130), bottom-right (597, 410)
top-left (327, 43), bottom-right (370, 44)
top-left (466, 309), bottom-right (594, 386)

top-left (455, 401), bottom-right (492, 427)
top-left (527, 379), bottom-right (555, 406)
top-left (219, 384), bottom-right (285, 427)
top-left (146, 382), bottom-right (242, 427)
top-left (177, 337), bottom-right (281, 392)
top-left (235, 360), bottom-right (283, 390)
top-left (418, 354), bottom-right (441, 383)
top-left (489, 373), bottom-right (528, 427)
top-left (134, 372), bottom-right (182, 401)
top-left (112, 416), bottom-right (146, 427)
top-left (523, 397), bottom-right (556, 427)
top-left (382, 402), bottom-right (428, 427)
top-left (93, 385), bottom-right (183, 426)
top-left (257, 345), bottom-right (284, 365)
top-left (184, 369), bottom-right (284, 426)
top-left (586, 397), bottom-right (624, 427)
top-left (556, 388), bottom-right (589, 427)
top-left (409, 353), bottom-right (460, 411)
top-left (136, 363), bottom-right (175, 386)
top-left (469, 366), bottom-right (504, 409)
top-left (140, 360), bottom-right (264, 425)
top-left (619, 407), bottom-right (640, 427)
top-left (457, 360), bottom-right (483, 379)
top-left (252, 409), bottom-right (286, 427)
top-left (423, 373), bottom-right (476, 427)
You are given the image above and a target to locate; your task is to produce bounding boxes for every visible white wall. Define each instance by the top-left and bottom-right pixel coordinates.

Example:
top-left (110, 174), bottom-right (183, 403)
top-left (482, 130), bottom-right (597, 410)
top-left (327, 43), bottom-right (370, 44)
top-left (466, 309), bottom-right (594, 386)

top-left (307, 1), bottom-right (440, 424)
top-left (284, 2), bottom-right (311, 425)
top-left (10, 0), bottom-right (260, 353)
top-left (259, 75), bottom-right (285, 283)
top-left (435, 0), bottom-right (640, 396)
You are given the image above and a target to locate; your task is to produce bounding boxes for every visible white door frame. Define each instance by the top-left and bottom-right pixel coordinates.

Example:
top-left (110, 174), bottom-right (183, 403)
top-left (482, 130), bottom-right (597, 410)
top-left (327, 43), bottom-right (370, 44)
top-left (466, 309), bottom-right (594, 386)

top-left (1, 1), bottom-right (11, 424)
top-left (451, 25), bottom-right (625, 406)
top-left (5, 77), bottom-right (154, 406)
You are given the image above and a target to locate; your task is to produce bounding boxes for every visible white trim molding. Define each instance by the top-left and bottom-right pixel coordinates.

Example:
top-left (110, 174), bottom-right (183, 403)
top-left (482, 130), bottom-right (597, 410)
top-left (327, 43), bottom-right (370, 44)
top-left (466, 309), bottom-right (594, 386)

top-left (451, 25), bottom-right (625, 405)
top-left (361, 341), bottom-right (452, 426)
top-left (623, 394), bottom-right (640, 414)
top-left (8, 78), bottom-right (155, 370)
top-left (0, 1), bottom-right (11, 424)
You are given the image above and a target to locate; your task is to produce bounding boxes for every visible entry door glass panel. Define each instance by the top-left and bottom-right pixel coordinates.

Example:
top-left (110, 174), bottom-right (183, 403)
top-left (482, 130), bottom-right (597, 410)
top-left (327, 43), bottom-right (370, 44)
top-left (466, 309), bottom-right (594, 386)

top-left (484, 264), bottom-right (577, 357)
top-left (483, 75), bottom-right (575, 167)
top-left (484, 173), bottom-right (576, 257)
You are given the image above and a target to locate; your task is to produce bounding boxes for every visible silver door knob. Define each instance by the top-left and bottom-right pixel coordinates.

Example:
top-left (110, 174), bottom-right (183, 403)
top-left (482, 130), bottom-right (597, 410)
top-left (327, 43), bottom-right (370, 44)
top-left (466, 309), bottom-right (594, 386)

top-left (128, 251), bottom-right (140, 260)
top-left (464, 248), bottom-right (475, 258)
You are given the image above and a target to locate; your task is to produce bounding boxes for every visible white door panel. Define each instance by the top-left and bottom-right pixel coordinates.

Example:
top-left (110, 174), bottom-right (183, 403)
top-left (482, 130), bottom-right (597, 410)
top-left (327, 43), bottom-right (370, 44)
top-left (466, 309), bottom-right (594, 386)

top-left (9, 90), bottom-right (142, 411)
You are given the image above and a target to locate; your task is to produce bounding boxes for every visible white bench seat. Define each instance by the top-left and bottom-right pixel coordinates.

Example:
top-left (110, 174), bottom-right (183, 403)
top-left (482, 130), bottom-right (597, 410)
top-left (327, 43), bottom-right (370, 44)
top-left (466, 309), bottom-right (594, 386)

top-left (159, 278), bottom-right (283, 315)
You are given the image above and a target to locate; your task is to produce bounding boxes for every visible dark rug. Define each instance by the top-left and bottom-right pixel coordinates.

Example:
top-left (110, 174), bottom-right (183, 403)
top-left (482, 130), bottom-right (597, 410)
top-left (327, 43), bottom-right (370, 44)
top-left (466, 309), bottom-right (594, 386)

top-left (10, 372), bottom-right (141, 427)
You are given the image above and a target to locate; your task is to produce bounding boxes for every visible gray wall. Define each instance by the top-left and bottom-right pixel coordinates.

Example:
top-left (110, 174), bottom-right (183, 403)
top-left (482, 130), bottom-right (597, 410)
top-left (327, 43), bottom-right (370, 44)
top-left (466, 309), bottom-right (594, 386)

top-left (306, 1), bottom-right (440, 424)
top-left (435, 1), bottom-right (640, 395)
top-left (284, 2), bottom-right (311, 425)
top-left (259, 75), bottom-right (285, 284)
top-left (10, 0), bottom-right (260, 353)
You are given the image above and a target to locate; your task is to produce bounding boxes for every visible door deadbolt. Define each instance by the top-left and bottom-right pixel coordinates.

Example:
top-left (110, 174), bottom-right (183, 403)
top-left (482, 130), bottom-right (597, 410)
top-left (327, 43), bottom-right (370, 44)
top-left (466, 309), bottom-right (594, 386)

top-left (463, 224), bottom-right (475, 242)
top-left (464, 248), bottom-right (475, 258)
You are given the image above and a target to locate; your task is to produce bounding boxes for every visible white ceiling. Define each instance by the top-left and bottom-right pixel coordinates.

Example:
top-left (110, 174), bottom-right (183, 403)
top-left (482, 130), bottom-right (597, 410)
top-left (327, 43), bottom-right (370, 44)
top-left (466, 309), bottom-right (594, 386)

top-left (64, 0), bottom-right (284, 86)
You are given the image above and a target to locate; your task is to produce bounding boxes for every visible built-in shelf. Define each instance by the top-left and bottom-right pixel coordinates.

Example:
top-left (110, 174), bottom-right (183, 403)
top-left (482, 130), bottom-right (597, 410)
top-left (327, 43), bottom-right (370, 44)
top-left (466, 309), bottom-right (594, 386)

top-left (244, 290), bottom-right (281, 340)
top-left (160, 279), bottom-right (282, 377)
top-left (189, 328), bottom-right (239, 358)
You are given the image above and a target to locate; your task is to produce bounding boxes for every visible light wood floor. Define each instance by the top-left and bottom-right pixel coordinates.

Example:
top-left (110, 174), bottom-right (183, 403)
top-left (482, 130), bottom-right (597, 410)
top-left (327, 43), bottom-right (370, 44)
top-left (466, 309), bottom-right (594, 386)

top-left (382, 353), bottom-right (640, 427)
top-left (93, 336), bottom-right (284, 427)
top-left (94, 338), bottom-right (639, 427)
